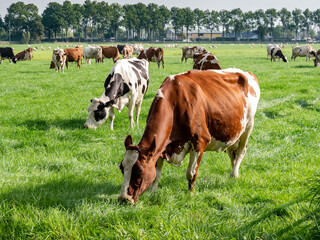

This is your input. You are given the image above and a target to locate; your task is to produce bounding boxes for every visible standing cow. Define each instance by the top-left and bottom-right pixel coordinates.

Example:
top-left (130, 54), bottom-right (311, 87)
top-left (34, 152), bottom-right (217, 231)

top-left (101, 46), bottom-right (120, 63)
top-left (64, 47), bottom-right (83, 69)
top-left (15, 48), bottom-right (33, 61)
top-left (118, 68), bottom-right (260, 204)
top-left (291, 46), bottom-right (316, 61)
top-left (84, 58), bottom-right (149, 130)
top-left (270, 46), bottom-right (288, 62)
top-left (51, 49), bottom-right (66, 73)
top-left (181, 46), bottom-right (206, 63)
top-left (138, 47), bottom-right (164, 69)
top-left (0, 47), bottom-right (17, 64)
top-left (266, 44), bottom-right (279, 58)
top-left (83, 46), bottom-right (102, 64)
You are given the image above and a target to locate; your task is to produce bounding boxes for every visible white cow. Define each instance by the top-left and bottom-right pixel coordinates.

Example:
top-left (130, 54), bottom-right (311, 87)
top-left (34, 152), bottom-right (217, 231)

top-left (83, 46), bottom-right (102, 64)
top-left (84, 58), bottom-right (149, 130)
top-left (131, 44), bottom-right (144, 55)
top-left (181, 46), bottom-right (206, 63)
top-left (291, 46), bottom-right (316, 61)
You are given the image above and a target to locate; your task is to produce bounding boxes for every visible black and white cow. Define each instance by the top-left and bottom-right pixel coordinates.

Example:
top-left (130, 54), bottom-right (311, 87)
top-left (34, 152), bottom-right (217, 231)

top-left (84, 58), bottom-right (149, 130)
top-left (0, 47), bottom-right (17, 64)
top-left (271, 46), bottom-right (288, 62)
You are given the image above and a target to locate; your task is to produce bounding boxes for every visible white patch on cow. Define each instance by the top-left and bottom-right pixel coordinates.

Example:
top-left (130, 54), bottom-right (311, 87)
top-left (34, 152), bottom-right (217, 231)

top-left (166, 142), bottom-right (190, 167)
top-left (186, 149), bottom-right (200, 180)
top-left (168, 75), bottom-right (175, 81)
top-left (156, 88), bottom-right (165, 99)
top-left (119, 150), bottom-right (139, 201)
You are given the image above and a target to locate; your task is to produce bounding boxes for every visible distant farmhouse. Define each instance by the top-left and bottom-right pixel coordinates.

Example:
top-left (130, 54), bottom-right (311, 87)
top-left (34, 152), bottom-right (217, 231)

top-left (166, 28), bottom-right (258, 41)
top-left (166, 29), bottom-right (222, 41)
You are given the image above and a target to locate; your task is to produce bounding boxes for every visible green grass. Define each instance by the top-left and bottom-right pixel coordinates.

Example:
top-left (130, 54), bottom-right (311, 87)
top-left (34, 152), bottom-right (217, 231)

top-left (0, 42), bottom-right (320, 239)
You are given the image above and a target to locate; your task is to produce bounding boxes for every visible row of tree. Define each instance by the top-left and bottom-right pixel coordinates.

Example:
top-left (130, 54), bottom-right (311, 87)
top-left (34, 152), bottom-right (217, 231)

top-left (1, 0), bottom-right (320, 43)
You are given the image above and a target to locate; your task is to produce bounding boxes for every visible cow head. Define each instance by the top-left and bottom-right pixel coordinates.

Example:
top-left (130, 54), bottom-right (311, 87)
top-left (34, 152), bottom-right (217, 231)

top-left (118, 135), bottom-right (157, 204)
top-left (314, 57), bottom-right (319, 67)
top-left (283, 56), bottom-right (288, 62)
top-left (84, 98), bottom-right (110, 129)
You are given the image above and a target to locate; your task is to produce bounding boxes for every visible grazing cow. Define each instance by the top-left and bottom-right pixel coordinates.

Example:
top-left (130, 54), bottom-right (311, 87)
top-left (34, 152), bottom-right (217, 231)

top-left (266, 44), bottom-right (279, 58)
top-left (291, 46), bottom-right (316, 61)
top-left (51, 49), bottom-right (66, 73)
top-left (270, 46), bottom-right (288, 62)
top-left (15, 48), bottom-right (33, 61)
top-left (83, 46), bottom-right (102, 64)
top-left (101, 46), bottom-right (120, 63)
top-left (84, 58), bottom-right (149, 130)
top-left (0, 47), bottom-right (17, 64)
top-left (313, 48), bottom-right (320, 67)
top-left (131, 44), bottom-right (144, 55)
top-left (193, 51), bottom-right (221, 70)
top-left (181, 46), bottom-right (206, 63)
top-left (123, 45), bottom-right (133, 59)
top-left (118, 68), bottom-right (260, 204)
top-left (138, 47), bottom-right (164, 69)
top-left (64, 47), bottom-right (83, 69)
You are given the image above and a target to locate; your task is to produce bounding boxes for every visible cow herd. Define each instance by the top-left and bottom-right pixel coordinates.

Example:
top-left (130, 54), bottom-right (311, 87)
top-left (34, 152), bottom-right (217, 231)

top-left (0, 42), bottom-right (318, 204)
top-left (266, 43), bottom-right (320, 66)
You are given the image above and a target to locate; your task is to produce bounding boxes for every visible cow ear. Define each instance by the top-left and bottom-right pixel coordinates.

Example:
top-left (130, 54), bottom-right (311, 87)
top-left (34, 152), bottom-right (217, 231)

top-left (125, 135), bottom-right (133, 149)
top-left (148, 135), bottom-right (157, 156)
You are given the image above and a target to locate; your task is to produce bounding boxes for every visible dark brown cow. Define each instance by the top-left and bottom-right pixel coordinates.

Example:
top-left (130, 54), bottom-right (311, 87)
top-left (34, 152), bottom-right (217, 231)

top-left (101, 46), bottom-right (120, 63)
top-left (64, 47), bottom-right (83, 69)
top-left (15, 48), bottom-right (33, 61)
top-left (313, 48), bottom-right (320, 67)
top-left (118, 68), bottom-right (260, 204)
top-left (193, 51), bottom-right (221, 70)
top-left (138, 47), bottom-right (164, 69)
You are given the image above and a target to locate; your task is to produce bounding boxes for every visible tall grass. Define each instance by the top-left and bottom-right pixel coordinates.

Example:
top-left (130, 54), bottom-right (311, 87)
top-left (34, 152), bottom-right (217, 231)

top-left (0, 42), bottom-right (319, 239)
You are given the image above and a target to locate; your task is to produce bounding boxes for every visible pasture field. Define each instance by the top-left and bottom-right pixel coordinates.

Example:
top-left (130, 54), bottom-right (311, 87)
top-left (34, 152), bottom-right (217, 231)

top-left (0, 42), bottom-right (320, 239)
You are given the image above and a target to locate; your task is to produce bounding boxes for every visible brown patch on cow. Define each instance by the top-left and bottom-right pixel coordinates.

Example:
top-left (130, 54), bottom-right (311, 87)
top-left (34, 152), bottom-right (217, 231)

top-left (50, 61), bottom-right (55, 69)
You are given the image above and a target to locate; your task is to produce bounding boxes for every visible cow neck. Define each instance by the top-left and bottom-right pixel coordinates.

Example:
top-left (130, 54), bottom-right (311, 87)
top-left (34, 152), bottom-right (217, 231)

top-left (137, 98), bottom-right (173, 163)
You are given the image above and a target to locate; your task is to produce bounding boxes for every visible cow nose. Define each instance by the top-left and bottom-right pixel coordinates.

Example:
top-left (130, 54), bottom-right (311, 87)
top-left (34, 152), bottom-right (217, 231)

top-left (83, 124), bottom-right (88, 129)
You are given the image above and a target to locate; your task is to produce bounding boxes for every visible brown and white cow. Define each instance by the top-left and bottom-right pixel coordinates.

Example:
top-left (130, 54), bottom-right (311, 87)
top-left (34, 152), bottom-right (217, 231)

top-left (181, 46), bottom-right (206, 63)
top-left (313, 48), bottom-right (320, 67)
top-left (119, 68), bottom-right (260, 204)
top-left (101, 46), bottom-right (120, 63)
top-left (15, 48), bottom-right (33, 61)
top-left (138, 47), bottom-right (164, 69)
top-left (193, 51), bottom-right (221, 70)
top-left (131, 44), bottom-right (144, 55)
top-left (291, 46), bottom-right (316, 61)
top-left (123, 45), bottom-right (133, 59)
top-left (64, 47), bottom-right (83, 69)
top-left (51, 49), bottom-right (66, 73)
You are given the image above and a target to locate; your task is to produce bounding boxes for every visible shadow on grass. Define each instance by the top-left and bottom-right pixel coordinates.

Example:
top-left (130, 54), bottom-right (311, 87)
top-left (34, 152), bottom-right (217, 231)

top-left (295, 99), bottom-right (320, 112)
top-left (1, 178), bottom-right (121, 210)
top-left (293, 65), bottom-right (314, 69)
top-left (21, 118), bottom-right (85, 130)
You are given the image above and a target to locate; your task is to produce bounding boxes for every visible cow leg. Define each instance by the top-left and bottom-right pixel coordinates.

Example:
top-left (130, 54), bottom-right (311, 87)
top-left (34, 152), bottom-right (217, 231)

top-left (66, 61), bottom-right (69, 69)
top-left (108, 107), bottom-right (115, 130)
top-left (135, 100), bottom-right (142, 125)
top-left (186, 150), bottom-right (204, 192)
top-left (149, 158), bottom-right (164, 192)
top-left (157, 61), bottom-right (160, 69)
top-left (127, 97), bottom-right (136, 128)
top-left (162, 59), bottom-right (164, 69)
top-left (228, 121), bottom-right (254, 178)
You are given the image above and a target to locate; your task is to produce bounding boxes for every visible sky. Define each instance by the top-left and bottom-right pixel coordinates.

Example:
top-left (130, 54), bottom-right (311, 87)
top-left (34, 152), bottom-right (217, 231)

top-left (1, 0), bottom-right (319, 18)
